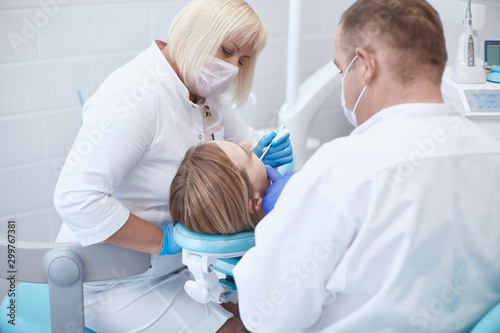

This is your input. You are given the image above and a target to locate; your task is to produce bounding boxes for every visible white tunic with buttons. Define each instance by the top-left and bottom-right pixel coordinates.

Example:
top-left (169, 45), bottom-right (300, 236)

top-left (234, 103), bottom-right (500, 333)
top-left (55, 40), bottom-right (257, 260)
top-left (53, 41), bottom-right (264, 332)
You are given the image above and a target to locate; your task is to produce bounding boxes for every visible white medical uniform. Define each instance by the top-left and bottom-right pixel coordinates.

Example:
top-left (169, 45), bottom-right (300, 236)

top-left (234, 103), bottom-right (500, 332)
top-left (54, 40), bottom-right (261, 332)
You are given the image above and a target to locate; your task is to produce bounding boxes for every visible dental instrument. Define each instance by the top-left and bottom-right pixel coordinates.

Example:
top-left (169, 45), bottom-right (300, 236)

top-left (260, 125), bottom-right (286, 161)
top-left (451, 0), bottom-right (486, 83)
top-left (465, 0), bottom-right (474, 67)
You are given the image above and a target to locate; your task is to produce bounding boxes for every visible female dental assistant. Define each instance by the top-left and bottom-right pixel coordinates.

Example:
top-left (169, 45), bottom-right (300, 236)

top-left (53, 0), bottom-right (291, 331)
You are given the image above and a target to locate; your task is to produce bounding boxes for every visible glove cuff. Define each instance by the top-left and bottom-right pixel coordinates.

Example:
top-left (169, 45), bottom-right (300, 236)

top-left (160, 224), bottom-right (179, 255)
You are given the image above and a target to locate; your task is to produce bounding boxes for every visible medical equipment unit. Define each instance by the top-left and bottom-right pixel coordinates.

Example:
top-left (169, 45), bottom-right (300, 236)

top-left (451, 0), bottom-right (486, 83)
top-left (442, 66), bottom-right (500, 141)
top-left (172, 223), bottom-right (255, 304)
top-left (438, 0), bottom-right (500, 141)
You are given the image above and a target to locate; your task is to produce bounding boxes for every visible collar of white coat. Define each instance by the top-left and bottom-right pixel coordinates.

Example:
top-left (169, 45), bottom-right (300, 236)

top-left (350, 103), bottom-right (461, 136)
top-left (150, 40), bottom-right (207, 109)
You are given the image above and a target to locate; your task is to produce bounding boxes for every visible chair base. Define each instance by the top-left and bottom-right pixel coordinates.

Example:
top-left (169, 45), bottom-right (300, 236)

top-left (0, 282), bottom-right (96, 333)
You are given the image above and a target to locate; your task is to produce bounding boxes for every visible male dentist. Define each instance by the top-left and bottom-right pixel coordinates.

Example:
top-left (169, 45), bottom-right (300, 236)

top-left (234, 0), bottom-right (500, 331)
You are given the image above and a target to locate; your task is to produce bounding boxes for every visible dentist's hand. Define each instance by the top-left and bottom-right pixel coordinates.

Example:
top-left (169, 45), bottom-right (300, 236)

top-left (254, 129), bottom-right (293, 168)
top-left (262, 165), bottom-right (294, 214)
top-left (160, 224), bottom-right (182, 255)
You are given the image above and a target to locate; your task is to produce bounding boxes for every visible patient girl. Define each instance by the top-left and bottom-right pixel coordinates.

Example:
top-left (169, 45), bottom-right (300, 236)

top-left (169, 141), bottom-right (268, 234)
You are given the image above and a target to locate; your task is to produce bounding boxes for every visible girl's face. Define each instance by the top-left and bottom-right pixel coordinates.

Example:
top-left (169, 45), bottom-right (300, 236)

top-left (213, 140), bottom-right (269, 198)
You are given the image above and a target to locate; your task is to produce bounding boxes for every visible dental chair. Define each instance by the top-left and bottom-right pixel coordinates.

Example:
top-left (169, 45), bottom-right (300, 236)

top-left (172, 223), bottom-right (255, 304)
top-left (0, 235), bottom-right (150, 333)
top-left (0, 223), bottom-right (254, 332)
top-left (3, 228), bottom-right (497, 333)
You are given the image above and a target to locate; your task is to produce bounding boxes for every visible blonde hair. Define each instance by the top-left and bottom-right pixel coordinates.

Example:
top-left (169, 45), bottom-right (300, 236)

top-left (168, 0), bottom-right (267, 108)
top-left (169, 143), bottom-right (262, 235)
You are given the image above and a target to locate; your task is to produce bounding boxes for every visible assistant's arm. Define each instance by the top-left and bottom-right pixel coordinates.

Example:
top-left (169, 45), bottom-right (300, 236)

top-left (54, 97), bottom-right (165, 251)
top-left (105, 213), bottom-right (163, 254)
top-left (105, 213), bottom-right (180, 255)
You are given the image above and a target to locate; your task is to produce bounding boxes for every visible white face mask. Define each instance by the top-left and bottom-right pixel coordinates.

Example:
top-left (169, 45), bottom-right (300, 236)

top-left (341, 55), bottom-right (368, 127)
top-left (191, 56), bottom-right (239, 98)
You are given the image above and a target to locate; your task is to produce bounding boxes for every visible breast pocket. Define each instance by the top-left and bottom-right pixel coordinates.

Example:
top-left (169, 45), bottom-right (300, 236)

top-left (205, 122), bottom-right (224, 141)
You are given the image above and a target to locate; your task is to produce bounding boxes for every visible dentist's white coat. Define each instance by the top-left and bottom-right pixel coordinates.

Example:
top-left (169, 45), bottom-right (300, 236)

top-left (234, 103), bottom-right (500, 332)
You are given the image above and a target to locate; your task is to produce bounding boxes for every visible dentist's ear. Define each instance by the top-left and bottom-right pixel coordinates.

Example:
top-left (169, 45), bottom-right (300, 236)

top-left (248, 195), bottom-right (263, 214)
top-left (355, 47), bottom-right (376, 86)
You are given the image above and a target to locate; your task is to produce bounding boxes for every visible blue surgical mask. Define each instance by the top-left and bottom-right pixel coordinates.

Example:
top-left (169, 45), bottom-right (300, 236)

top-left (341, 55), bottom-right (368, 127)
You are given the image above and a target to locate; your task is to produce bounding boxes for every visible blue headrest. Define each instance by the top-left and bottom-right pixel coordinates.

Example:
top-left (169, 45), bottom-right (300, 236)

top-left (173, 223), bottom-right (255, 254)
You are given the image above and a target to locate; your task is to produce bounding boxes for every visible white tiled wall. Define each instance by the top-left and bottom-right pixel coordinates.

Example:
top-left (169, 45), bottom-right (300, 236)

top-left (0, 0), bottom-right (338, 245)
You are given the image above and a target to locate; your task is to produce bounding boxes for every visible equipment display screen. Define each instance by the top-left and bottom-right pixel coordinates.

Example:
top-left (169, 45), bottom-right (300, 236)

top-left (464, 89), bottom-right (500, 114)
top-left (486, 43), bottom-right (500, 66)
top-left (473, 94), bottom-right (500, 109)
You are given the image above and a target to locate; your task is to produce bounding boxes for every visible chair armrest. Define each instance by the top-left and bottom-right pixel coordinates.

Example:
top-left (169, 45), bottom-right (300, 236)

top-left (0, 237), bottom-right (150, 283)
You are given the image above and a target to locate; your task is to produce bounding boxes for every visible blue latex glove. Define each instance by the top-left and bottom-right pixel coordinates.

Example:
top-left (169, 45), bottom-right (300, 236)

top-left (262, 165), bottom-right (294, 214)
top-left (254, 129), bottom-right (293, 168)
top-left (160, 224), bottom-right (182, 255)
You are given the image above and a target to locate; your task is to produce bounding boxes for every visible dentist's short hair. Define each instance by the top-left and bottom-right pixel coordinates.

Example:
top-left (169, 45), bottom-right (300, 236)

top-left (167, 0), bottom-right (267, 108)
top-left (339, 0), bottom-right (448, 83)
top-left (169, 143), bottom-right (261, 235)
